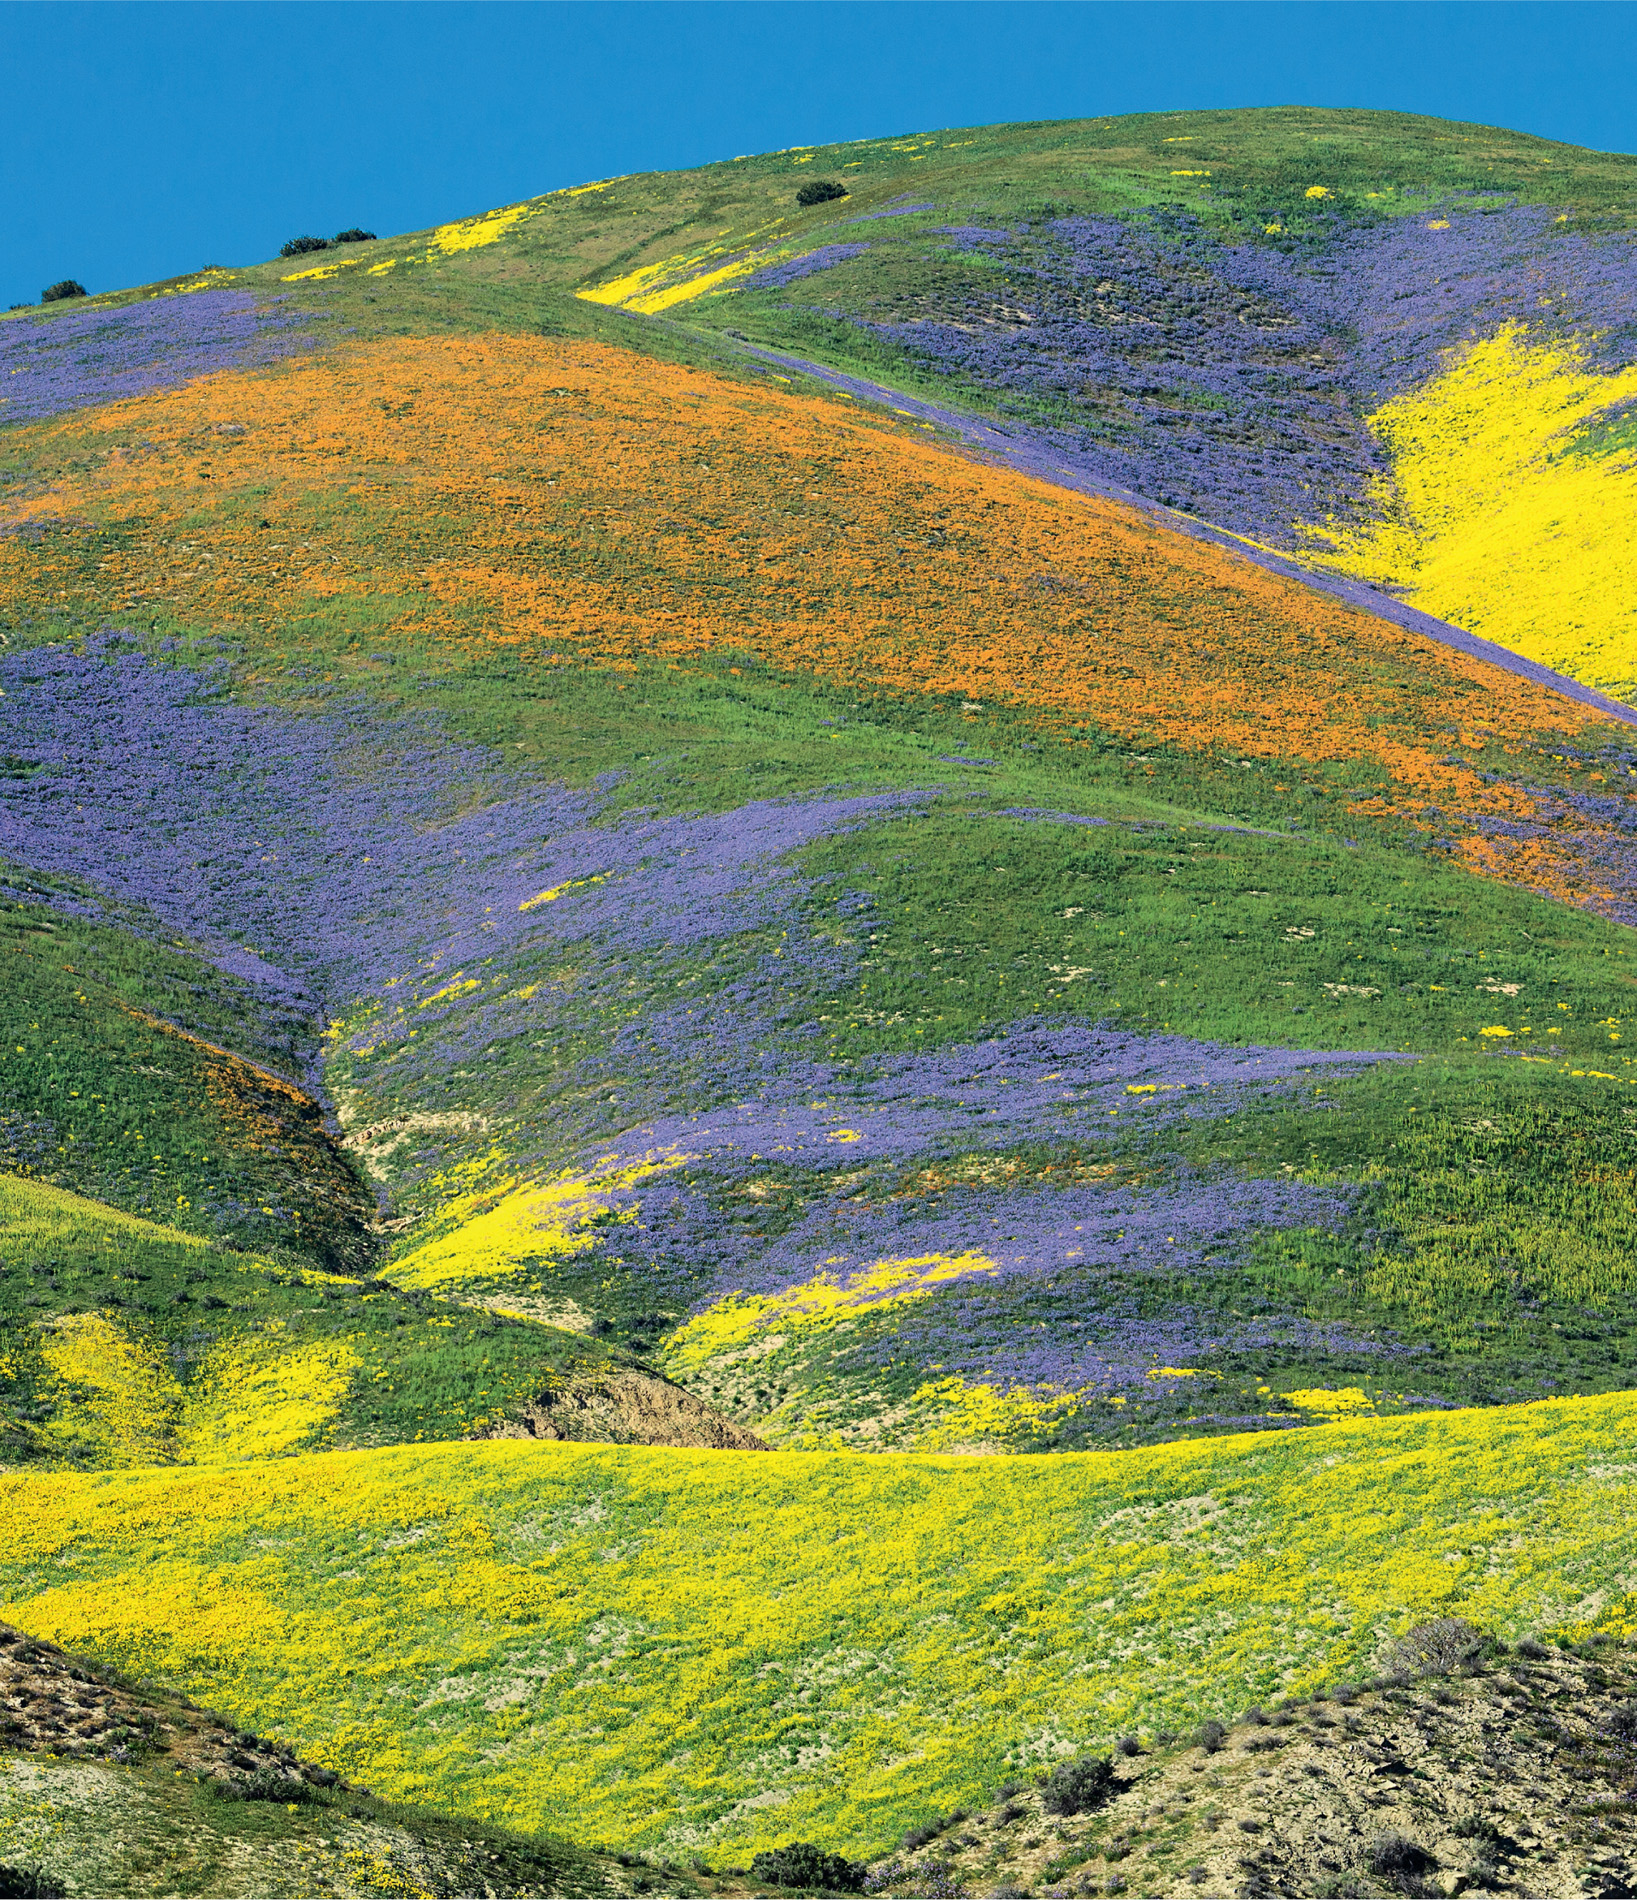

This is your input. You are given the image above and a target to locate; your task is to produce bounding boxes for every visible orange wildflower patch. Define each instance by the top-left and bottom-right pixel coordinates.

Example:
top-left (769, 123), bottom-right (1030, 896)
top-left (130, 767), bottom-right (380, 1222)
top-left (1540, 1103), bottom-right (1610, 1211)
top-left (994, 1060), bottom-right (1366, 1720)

top-left (0, 333), bottom-right (1614, 881)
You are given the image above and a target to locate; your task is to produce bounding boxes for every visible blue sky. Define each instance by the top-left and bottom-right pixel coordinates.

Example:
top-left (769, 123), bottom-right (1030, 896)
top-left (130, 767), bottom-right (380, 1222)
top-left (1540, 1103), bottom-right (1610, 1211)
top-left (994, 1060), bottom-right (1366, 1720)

top-left (3, 0), bottom-right (1635, 308)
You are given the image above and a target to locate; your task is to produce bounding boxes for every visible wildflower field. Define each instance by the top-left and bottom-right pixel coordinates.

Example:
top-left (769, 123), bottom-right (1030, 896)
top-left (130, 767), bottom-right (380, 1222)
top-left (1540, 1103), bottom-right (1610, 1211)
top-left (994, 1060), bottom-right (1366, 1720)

top-left (6, 104), bottom-right (1637, 1881)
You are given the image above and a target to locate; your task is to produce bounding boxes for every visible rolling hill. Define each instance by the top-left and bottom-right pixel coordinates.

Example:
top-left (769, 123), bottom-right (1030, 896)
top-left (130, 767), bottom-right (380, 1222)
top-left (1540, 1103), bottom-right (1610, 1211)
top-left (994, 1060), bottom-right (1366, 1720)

top-left (4, 105), bottom-right (1637, 1894)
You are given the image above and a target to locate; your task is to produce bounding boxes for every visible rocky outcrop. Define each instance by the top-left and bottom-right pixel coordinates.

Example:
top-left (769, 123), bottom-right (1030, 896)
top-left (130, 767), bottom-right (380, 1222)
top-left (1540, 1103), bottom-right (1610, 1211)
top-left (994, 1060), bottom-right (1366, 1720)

top-left (475, 1368), bottom-right (767, 1451)
top-left (867, 1628), bottom-right (1637, 1899)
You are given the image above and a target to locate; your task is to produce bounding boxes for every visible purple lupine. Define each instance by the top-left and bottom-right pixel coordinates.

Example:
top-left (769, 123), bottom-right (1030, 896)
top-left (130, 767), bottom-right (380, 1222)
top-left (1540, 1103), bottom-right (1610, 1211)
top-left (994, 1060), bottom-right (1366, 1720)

top-left (604, 1020), bottom-right (1398, 1178)
top-left (0, 641), bottom-right (927, 1011)
top-left (622, 1166), bottom-right (1406, 1405)
top-left (740, 198), bottom-right (1637, 592)
top-left (0, 291), bottom-right (317, 426)
top-left (743, 244), bottom-right (871, 289)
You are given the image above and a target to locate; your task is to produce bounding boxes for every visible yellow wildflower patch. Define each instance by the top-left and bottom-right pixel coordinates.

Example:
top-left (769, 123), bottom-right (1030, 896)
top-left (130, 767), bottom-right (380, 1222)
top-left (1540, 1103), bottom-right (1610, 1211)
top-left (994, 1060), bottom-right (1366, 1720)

top-left (664, 1250), bottom-right (1000, 1371)
top-left (908, 1375), bottom-right (1085, 1449)
top-left (176, 1327), bottom-right (360, 1462)
top-left (37, 1315), bottom-right (182, 1468)
top-left (431, 204), bottom-right (530, 256)
top-left (386, 1159), bottom-right (680, 1291)
top-left (1284, 1387), bottom-right (1377, 1419)
top-left (1302, 324), bottom-right (1637, 695)
top-left (518, 872), bottom-right (607, 912)
top-left (6, 1393), bottom-right (1637, 1859)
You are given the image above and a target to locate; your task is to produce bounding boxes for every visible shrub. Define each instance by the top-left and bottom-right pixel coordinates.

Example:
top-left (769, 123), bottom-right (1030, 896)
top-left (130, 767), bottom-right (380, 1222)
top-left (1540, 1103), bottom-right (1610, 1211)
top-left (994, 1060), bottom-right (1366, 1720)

top-left (795, 180), bottom-right (849, 208)
top-left (278, 236), bottom-right (329, 258)
top-left (333, 228), bottom-right (376, 243)
top-left (1365, 1833), bottom-right (1432, 1876)
top-left (1384, 1617), bottom-right (1488, 1677)
top-left (1194, 1719), bottom-right (1228, 1753)
top-left (1114, 1735), bottom-right (1141, 1757)
top-left (1604, 1701), bottom-right (1637, 1739)
top-left (204, 1770), bottom-right (313, 1803)
top-left (748, 1841), bottom-right (866, 1892)
top-left (1042, 1754), bottom-right (1116, 1817)
top-left (1516, 1636), bottom-right (1551, 1659)
top-left (0, 1870), bottom-right (62, 1900)
top-left (40, 281), bottom-right (86, 304)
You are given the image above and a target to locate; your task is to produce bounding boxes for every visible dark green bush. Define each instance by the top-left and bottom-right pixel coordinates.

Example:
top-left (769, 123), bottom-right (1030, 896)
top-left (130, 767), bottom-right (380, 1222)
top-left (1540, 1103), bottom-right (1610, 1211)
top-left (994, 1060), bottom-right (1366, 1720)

top-left (334, 228), bottom-right (376, 243)
top-left (795, 180), bottom-right (849, 208)
top-left (1366, 1833), bottom-right (1432, 1877)
top-left (748, 1841), bottom-right (866, 1891)
top-left (1041, 1753), bottom-right (1116, 1816)
top-left (0, 1869), bottom-right (63, 1899)
top-left (203, 1770), bottom-right (313, 1803)
top-left (40, 281), bottom-right (86, 304)
top-left (278, 236), bottom-right (329, 258)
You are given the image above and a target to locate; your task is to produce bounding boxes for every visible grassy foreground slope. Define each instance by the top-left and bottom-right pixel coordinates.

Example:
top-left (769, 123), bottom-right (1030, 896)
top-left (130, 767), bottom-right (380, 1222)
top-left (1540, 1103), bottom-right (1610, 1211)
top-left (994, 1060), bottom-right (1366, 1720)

top-left (4, 1394), bottom-right (1637, 1862)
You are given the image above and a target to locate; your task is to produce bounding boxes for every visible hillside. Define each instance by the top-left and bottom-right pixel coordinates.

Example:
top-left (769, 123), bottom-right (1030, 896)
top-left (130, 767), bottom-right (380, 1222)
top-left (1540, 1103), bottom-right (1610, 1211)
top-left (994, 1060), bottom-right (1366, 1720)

top-left (865, 1623), bottom-right (1637, 1898)
top-left (5, 1395), bottom-right (1637, 1867)
top-left (0, 1621), bottom-right (638, 1898)
top-left (3, 103), bottom-right (1637, 1888)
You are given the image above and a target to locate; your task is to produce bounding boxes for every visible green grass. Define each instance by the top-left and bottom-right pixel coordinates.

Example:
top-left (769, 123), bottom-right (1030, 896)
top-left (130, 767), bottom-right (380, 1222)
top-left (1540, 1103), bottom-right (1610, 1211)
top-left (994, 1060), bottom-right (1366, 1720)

top-left (0, 1174), bottom-right (634, 1468)
top-left (0, 881), bottom-right (371, 1267)
top-left (797, 803), bottom-right (1637, 1060)
top-left (17, 106), bottom-right (1635, 373)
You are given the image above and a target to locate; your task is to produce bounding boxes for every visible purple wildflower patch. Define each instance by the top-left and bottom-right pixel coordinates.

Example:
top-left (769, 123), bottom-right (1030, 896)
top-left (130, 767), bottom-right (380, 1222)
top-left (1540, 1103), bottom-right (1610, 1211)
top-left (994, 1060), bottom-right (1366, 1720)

top-left (609, 1019), bottom-right (1396, 1178)
top-left (750, 201), bottom-right (1637, 564)
top-left (0, 291), bottom-right (315, 427)
top-left (0, 641), bottom-right (924, 1010)
top-left (621, 1161), bottom-right (1403, 1412)
top-left (744, 244), bottom-right (871, 290)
